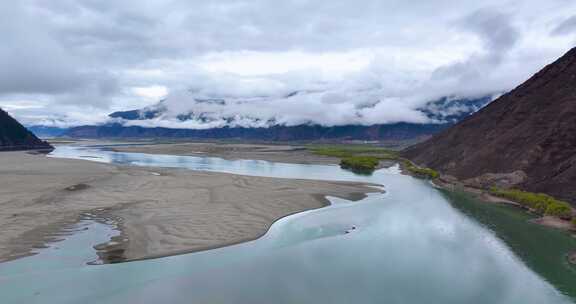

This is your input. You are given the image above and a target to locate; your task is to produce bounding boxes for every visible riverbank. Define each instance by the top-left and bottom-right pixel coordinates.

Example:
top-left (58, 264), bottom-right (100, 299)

top-left (432, 176), bottom-right (576, 234)
top-left (440, 189), bottom-right (576, 298)
top-left (434, 176), bottom-right (576, 271)
top-left (0, 150), bottom-right (379, 263)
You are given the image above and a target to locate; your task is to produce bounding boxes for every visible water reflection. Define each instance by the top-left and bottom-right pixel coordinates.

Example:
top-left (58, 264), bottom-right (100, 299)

top-left (0, 145), bottom-right (571, 304)
top-left (48, 145), bottom-right (370, 182)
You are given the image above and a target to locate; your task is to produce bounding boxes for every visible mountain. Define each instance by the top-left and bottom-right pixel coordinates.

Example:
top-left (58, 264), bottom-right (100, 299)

top-left (27, 126), bottom-right (69, 138)
top-left (107, 95), bottom-right (491, 126)
top-left (403, 47), bottom-right (576, 205)
top-left (65, 96), bottom-right (493, 141)
top-left (0, 108), bottom-right (53, 151)
top-left (66, 122), bottom-right (448, 141)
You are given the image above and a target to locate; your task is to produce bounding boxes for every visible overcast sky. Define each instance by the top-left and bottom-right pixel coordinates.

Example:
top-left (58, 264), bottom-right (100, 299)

top-left (1, 0), bottom-right (575, 127)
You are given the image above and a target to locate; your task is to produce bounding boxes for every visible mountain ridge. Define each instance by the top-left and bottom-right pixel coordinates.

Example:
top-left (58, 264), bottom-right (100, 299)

top-left (65, 96), bottom-right (493, 141)
top-left (0, 108), bottom-right (53, 151)
top-left (403, 47), bottom-right (576, 204)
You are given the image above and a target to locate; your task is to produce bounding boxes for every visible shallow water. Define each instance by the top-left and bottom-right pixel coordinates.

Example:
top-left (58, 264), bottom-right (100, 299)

top-left (0, 220), bottom-right (118, 276)
top-left (0, 145), bottom-right (573, 303)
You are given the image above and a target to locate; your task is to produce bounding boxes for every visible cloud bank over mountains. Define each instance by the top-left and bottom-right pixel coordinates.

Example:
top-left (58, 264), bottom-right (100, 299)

top-left (1, 0), bottom-right (575, 128)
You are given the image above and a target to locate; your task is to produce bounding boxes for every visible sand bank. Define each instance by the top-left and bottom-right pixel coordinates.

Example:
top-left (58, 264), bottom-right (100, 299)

top-left (0, 151), bottom-right (379, 263)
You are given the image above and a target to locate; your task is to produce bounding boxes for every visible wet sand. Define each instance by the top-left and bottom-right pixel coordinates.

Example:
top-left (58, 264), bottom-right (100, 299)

top-left (531, 216), bottom-right (575, 231)
top-left (0, 151), bottom-right (379, 263)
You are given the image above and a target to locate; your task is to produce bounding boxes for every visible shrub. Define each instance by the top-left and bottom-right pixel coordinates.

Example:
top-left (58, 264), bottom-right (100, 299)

top-left (545, 201), bottom-right (573, 219)
top-left (340, 156), bottom-right (379, 174)
top-left (489, 188), bottom-right (553, 209)
top-left (533, 201), bottom-right (548, 215)
top-left (490, 188), bottom-right (573, 219)
top-left (572, 218), bottom-right (576, 228)
top-left (403, 161), bottom-right (439, 179)
top-left (309, 145), bottom-right (399, 160)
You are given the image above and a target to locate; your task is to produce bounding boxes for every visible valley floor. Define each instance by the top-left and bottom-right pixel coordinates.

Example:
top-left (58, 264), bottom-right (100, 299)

top-left (0, 149), bottom-right (378, 263)
top-left (107, 141), bottom-right (340, 165)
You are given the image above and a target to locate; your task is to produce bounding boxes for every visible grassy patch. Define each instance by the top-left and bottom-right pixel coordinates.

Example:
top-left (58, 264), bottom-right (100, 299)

top-left (406, 165), bottom-right (439, 179)
top-left (309, 145), bottom-right (403, 175)
top-left (308, 144), bottom-right (438, 179)
top-left (340, 156), bottom-right (379, 174)
top-left (310, 147), bottom-right (354, 158)
top-left (402, 160), bottom-right (439, 179)
top-left (490, 188), bottom-right (573, 219)
top-left (309, 145), bottom-right (399, 160)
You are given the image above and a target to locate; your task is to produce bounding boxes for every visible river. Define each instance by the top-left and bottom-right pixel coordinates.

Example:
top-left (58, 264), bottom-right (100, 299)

top-left (0, 145), bottom-right (573, 304)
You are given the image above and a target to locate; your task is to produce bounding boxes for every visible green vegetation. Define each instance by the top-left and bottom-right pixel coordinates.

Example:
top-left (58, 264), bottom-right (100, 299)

top-left (309, 145), bottom-right (399, 160)
top-left (340, 156), bottom-right (379, 174)
top-left (490, 188), bottom-right (573, 219)
top-left (403, 160), bottom-right (439, 179)
top-left (572, 218), bottom-right (576, 229)
top-left (309, 145), bottom-right (400, 175)
top-left (309, 144), bottom-right (438, 179)
top-left (546, 203), bottom-right (573, 218)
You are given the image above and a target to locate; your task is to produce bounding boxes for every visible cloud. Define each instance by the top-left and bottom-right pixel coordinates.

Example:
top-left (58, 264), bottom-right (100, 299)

top-left (117, 7), bottom-right (559, 129)
top-left (121, 70), bottom-right (469, 129)
top-left (551, 15), bottom-right (576, 36)
top-left (429, 9), bottom-right (523, 96)
top-left (0, 2), bottom-right (119, 99)
top-left (0, 0), bottom-right (575, 127)
top-left (458, 9), bottom-right (520, 55)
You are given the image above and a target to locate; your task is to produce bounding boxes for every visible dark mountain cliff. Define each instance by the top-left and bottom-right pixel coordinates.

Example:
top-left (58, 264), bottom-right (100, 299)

top-left (0, 108), bottom-right (53, 151)
top-left (403, 47), bottom-right (576, 204)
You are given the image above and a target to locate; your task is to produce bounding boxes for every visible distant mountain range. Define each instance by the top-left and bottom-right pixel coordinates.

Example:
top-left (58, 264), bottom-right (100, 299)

top-left (27, 126), bottom-right (68, 138)
top-left (404, 47), bottom-right (576, 205)
top-left (0, 108), bottom-right (52, 151)
top-left (64, 95), bottom-right (493, 141)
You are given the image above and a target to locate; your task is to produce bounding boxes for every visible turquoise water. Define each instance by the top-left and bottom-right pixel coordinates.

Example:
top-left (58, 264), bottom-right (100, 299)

top-left (442, 190), bottom-right (576, 298)
top-left (0, 145), bottom-right (572, 304)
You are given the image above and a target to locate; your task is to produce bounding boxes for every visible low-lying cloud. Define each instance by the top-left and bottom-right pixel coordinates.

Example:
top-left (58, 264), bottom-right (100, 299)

top-left (118, 8), bottom-right (549, 129)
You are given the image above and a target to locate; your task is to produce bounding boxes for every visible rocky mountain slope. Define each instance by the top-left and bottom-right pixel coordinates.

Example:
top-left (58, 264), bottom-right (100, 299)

top-left (0, 108), bottom-right (53, 151)
top-left (65, 96), bottom-right (492, 141)
top-left (403, 47), bottom-right (576, 204)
